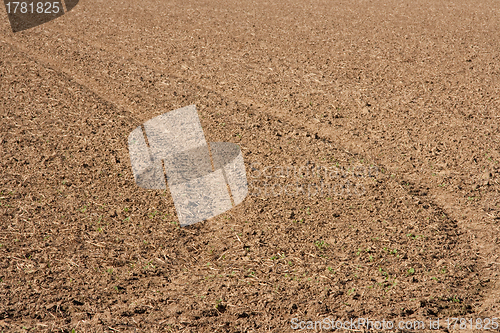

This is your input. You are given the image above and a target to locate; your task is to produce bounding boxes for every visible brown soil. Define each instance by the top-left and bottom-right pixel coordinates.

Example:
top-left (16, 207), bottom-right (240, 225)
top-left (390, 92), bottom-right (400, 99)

top-left (1, 0), bottom-right (499, 331)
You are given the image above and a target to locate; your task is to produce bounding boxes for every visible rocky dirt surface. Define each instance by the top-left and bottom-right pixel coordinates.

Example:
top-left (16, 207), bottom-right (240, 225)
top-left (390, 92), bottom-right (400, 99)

top-left (1, 0), bottom-right (499, 331)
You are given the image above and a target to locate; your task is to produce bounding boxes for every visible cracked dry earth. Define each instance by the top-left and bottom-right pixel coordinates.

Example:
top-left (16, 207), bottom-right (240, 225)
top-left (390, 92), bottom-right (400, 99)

top-left (1, 0), bottom-right (500, 331)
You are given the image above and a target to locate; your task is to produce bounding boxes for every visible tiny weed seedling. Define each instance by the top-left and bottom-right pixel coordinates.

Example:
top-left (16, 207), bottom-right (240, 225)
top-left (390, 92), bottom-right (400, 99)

top-left (407, 268), bottom-right (415, 276)
top-left (406, 233), bottom-right (424, 240)
top-left (214, 298), bottom-right (225, 311)
top-left (143, 261), bottom-right (155, 270)
top-left (314, 240), bottom-right (327, 251)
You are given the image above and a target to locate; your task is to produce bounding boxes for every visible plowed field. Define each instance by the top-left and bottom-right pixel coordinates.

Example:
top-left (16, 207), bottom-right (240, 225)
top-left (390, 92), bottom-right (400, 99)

top-left (1, 0), bottom-right (499, 331)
